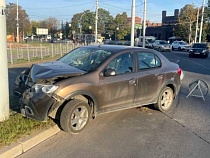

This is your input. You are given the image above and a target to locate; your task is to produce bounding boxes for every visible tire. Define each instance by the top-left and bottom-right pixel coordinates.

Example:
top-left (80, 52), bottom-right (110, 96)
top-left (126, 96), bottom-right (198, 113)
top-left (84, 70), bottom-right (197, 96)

top-left (60, 99), bottom-right (90, 133)
top-left (178, 47), bottom-right (181, 51)
top-left (158, 47), bottom-right (162, 52)
top-left (172, 46), bottom-right (174, 51)
top-left (154, 87), bottom-right (174, 112)
top-left (189, 54), bottom-right (192, 58)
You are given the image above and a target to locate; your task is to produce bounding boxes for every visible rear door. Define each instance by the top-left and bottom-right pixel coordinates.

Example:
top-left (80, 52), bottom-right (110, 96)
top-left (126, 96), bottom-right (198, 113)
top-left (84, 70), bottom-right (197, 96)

top-left (133, 51), bottom-right (164, 105)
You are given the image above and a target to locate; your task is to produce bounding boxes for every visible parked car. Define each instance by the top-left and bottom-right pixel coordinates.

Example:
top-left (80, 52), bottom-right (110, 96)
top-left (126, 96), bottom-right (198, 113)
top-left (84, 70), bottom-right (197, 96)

top-left (123, 40), bottom-right (131, 46)
top-left (14, 45), bottom-right (183, 133)
top-left (153, 40), bottom-right (172, 52)
top-left (171, 41), bottom-right (190, 51)
top-left (189, 43), bottom-right (209, 58)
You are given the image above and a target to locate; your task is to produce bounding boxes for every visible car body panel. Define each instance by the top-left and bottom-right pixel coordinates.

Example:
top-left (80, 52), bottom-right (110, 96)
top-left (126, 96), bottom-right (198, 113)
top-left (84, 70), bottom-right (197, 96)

top-left (14, 45), bottom-right (182, 121)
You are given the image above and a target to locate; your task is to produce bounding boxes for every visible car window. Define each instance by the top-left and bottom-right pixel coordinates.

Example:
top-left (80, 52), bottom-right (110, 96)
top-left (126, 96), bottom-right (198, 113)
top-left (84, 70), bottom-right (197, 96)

top-left (138, 52), bottom-right (161, 70)
top-left (58, 47), bottom-right (113, 72)
top-left (192, 43), bottom-right (207, 48)
top-left (106, 53), bottom-right (133, 75)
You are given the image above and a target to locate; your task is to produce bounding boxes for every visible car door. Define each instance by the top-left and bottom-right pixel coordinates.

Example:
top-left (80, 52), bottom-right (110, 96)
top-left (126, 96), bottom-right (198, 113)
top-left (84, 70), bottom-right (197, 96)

top-left (98, 52), bottom-right (136, 111)
top-left (133, 51), bottom-right (164, 105)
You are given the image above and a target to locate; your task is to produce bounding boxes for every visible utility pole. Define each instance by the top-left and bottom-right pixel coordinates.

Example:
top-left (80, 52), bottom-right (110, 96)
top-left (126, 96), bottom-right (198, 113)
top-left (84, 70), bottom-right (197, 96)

top-left (142, 0), bottom-right (146, 48)
top-left (95, 0), bottom-right (98, 44)
top-left (0, 0), bottom-right (9, 121)
top-left (199, 0), bottom-right (205, 42)
top-left (16, 0), bottom-right (19, 43)
top-left (195, 7), bottom-right (199, 43)
top-left (130, 0), bottom-right (135, 46)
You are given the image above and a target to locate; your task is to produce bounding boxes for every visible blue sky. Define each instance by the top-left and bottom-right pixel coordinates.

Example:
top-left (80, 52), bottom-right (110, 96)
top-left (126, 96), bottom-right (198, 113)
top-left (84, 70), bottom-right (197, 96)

top-left (6, 0), bottom-right (205, 22)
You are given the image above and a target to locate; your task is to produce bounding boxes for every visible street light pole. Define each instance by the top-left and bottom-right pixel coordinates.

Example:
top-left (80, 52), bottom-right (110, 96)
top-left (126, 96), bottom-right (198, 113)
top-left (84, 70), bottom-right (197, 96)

top-left (142, 0), bottom-right (147, 48)
top-left (195, 7), bottom-right (199, 43)
top-left (16, 0), bottom-right (19, 43)
top-left (95, 0), bottom-right (98, 44)
top-left (130, 0), bottom-right (135, 46)
top-left (199, 0), bottom-right (205, 42)
top-left (185, 16), bottom-right (192, 44)
top-left (0, 0), bottom-right (9, 121)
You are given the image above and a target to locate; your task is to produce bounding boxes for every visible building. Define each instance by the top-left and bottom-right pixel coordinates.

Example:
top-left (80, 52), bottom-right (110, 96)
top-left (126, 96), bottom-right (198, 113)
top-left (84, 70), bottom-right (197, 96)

top-left (146, 9), bottom-right (179, 41)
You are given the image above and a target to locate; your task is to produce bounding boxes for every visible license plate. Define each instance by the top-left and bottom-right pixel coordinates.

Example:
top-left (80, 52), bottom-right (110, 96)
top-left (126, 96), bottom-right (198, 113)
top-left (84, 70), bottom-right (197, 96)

top-left (194, 52), bottom-right (200, 54)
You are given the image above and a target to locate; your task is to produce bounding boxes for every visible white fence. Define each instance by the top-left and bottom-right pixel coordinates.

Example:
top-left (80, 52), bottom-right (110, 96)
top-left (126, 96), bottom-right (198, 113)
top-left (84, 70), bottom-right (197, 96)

top-left (7, 43), bottom-right (85, 65)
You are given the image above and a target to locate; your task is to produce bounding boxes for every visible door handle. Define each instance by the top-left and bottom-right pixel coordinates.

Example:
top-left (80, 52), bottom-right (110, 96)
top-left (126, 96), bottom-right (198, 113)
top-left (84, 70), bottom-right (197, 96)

top-left (129, 78), bottom-right (136, 85)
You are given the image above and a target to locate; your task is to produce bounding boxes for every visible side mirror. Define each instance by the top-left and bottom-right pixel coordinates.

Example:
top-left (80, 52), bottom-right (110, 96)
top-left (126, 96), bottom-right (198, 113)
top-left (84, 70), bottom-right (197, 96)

top-left (104, 68), bottom-right (116, 77)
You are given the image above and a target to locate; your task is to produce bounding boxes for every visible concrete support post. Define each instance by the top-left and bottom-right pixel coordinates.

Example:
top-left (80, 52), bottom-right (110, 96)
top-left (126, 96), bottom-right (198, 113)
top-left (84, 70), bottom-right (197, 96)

top-left (0, 0), bottom-right (9, 121)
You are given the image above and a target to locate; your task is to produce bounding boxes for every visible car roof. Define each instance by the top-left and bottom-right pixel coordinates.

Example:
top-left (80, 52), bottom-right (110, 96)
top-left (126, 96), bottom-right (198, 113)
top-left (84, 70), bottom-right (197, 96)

top-left (82, 44), bottom-right (149, 54)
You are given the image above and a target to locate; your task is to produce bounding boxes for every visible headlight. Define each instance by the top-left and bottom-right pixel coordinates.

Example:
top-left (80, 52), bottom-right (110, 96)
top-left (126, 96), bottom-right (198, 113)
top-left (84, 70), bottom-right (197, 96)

top-left (202, 50), bottom-right (206, 53)
top-left (33, 84), bottom-right (59, 94)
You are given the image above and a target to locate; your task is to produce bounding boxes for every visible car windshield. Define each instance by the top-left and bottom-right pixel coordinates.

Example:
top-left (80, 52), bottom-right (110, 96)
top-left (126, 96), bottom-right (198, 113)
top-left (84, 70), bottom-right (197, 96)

top-left (179, 42), bottom-right (188, 45)
top-left (159, 41), bottom-right (168, 44)
top-left (58, 47), bottom-right (113, 72)
top-left (147, 39), bottom-right (156, 43)
top-left (192, 43), bottom-right (207, 48)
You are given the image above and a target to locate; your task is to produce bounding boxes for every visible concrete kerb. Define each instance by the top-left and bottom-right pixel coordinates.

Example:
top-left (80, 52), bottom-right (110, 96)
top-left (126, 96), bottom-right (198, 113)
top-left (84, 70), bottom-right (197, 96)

top-left (0, 125), bottom-right (61, 158)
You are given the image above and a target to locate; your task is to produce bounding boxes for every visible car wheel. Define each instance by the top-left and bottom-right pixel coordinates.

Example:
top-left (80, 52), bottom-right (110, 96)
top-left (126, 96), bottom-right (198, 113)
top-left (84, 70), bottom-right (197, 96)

top-left (204, 54), bottom-right (208, 58)
top-left (178, 47), bottom-right (181, 51)
top-left (189, 54), bottom-right (193, 58)
top-left (154, 87), bottom-right (174, 112)
top-left (172, 46), bottom-right (174, 50)
top-left (60, 99), bottom-right (90, 133)
top-left (158, 47), bottom-right (162, 52)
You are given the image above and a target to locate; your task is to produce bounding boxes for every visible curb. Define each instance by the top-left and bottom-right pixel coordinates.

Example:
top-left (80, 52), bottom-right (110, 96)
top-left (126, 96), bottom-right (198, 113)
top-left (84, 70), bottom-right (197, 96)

top-left (0, 125), bottom-right (61, 158)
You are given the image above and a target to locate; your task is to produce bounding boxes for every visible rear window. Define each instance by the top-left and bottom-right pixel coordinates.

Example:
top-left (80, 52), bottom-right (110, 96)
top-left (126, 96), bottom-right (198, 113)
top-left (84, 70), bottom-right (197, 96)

top-left (138, 52), bottom-right (161, 70)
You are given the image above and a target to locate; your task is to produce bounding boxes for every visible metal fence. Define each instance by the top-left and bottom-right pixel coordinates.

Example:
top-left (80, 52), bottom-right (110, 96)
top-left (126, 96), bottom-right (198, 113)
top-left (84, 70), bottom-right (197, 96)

top-left (7, 43), bottom-right (85, 65)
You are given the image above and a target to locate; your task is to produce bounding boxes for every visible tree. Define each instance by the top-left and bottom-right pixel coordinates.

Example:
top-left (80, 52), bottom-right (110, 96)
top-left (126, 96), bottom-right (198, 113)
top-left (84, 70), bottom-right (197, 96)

top-left (112, 12), bottom-right (130, 40)
top-left (174, 4), bottom-right (197, 43)
top-left (40, 17), bottom-right (60, 36)
top-left (6, 3), bottom-right (30, 38)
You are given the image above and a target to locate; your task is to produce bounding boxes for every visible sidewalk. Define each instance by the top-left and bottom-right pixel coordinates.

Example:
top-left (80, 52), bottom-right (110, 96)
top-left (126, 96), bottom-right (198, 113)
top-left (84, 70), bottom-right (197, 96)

top-left (0, 125), bottom-right (61, 158)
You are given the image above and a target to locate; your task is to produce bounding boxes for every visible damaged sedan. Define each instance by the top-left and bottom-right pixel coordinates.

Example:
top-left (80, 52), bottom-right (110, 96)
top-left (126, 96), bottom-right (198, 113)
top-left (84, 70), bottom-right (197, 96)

top-left (14, 45), bottom-right (183, 133)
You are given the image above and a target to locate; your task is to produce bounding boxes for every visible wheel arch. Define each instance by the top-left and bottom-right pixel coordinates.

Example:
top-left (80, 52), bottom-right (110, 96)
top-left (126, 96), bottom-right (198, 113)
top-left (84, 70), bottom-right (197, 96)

top-left (49, 90), bottom-right (99, 120)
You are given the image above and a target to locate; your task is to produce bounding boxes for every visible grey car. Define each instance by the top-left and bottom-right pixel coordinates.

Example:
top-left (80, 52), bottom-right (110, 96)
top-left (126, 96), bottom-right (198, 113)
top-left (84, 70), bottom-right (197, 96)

top-left (153, 40), bottom-right (172, 52)
top-left (14, 45), bottom-right (183, 133)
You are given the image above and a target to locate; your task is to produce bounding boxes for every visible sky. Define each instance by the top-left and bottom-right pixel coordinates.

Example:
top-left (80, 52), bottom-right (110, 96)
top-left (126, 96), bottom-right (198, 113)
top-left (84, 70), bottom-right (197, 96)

top-left (6, 0), bottom-right (206, 23)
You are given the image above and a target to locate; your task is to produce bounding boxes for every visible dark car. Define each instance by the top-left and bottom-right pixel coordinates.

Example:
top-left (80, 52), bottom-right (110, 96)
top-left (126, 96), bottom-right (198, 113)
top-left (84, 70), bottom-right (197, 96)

top-left (14, 45), bottom-right (183, 133)
top-left (189, 43), bottom-right (209, 58)
top-left (153, 40), bottom-right (172, 52)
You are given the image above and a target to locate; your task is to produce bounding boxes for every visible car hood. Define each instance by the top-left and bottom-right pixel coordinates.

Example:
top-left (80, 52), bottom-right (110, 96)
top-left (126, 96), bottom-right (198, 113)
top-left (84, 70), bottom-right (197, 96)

top-left (190, 48), bottom-right (206, 51)
top-left (29, 61), bottom-right (86, 83)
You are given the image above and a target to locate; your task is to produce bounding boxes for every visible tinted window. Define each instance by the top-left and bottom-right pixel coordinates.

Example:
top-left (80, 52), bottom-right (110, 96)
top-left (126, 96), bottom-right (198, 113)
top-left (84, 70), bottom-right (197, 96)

top-left (138, 52), bottom-right (161, 70)
top-left (106, 53), bottom-right (133, 75)
top-left (192, 43), bottom-right (207, 48)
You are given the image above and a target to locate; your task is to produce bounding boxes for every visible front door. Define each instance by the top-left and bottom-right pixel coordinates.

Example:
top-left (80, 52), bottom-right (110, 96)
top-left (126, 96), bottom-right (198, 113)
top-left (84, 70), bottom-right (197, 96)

top-left (98, 52), bottom-right (136, 112)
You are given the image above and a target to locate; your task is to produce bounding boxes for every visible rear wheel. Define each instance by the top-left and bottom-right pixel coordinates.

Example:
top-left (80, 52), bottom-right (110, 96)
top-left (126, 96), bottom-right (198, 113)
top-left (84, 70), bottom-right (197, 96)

top-left (154, 87), bottom-right (174, 112)
top-left (60, 99), bottom-right (90, 133)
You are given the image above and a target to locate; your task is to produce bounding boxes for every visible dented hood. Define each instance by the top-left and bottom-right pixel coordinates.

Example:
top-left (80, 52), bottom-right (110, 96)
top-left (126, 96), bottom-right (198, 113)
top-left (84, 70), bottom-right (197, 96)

top-left (29, 61), bottom-right (86, 83)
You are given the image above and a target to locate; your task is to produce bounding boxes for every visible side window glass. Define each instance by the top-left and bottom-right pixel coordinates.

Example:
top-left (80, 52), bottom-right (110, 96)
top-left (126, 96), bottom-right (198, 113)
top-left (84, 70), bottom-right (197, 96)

top-left (138, 52), bottom-right (161, 70)
top-left (107, 53), bottom-right (133, 75)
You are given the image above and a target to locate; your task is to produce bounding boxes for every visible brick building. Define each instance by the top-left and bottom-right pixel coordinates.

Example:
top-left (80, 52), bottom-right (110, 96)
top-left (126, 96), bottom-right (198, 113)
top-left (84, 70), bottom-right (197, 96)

top-left (146, 9), bottom-right (179, 41)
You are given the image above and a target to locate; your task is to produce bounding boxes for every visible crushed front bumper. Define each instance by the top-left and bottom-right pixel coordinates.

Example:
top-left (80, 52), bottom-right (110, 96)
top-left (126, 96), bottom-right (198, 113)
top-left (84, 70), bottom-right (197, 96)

top-left (20, 88), bottom-right (63, 121)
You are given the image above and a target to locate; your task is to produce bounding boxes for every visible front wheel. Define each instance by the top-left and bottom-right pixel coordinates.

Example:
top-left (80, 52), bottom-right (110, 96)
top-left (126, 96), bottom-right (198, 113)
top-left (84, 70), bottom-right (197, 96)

top-left (60, 99), bottom-right (90, 133)
top-left (154, 87), bottom-right (174, 112)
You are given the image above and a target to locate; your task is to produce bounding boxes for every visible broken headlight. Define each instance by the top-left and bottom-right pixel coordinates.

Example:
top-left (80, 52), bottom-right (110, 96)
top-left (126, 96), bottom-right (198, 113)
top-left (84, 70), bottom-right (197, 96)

top-left (32, 84), bottom-right (59, 94)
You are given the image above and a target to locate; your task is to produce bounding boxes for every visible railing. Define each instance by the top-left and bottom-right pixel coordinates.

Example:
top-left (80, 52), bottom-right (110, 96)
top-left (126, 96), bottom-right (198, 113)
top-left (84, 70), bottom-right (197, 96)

top-left (7, 42), bottom-right (86, 65)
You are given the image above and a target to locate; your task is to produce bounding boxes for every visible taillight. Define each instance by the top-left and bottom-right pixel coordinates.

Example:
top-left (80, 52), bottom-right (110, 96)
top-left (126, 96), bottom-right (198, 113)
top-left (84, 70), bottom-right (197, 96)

top-left (177, 68), bottom-right (182, 76)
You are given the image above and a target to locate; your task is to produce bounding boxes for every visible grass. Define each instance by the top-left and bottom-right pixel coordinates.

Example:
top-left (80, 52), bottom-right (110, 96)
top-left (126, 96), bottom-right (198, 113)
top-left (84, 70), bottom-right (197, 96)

top-left (0, 96), bottom-right (55, 148)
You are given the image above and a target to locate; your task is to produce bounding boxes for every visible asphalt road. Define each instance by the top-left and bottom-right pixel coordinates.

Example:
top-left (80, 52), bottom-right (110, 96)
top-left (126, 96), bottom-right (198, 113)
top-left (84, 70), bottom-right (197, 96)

top-left (9, 50), bottom-right (210, 158)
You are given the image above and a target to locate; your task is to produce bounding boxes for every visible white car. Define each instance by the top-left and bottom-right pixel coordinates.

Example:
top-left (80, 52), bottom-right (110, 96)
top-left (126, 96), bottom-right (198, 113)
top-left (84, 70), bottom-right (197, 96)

top-left (172, 41), bottom-right (190, 51)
